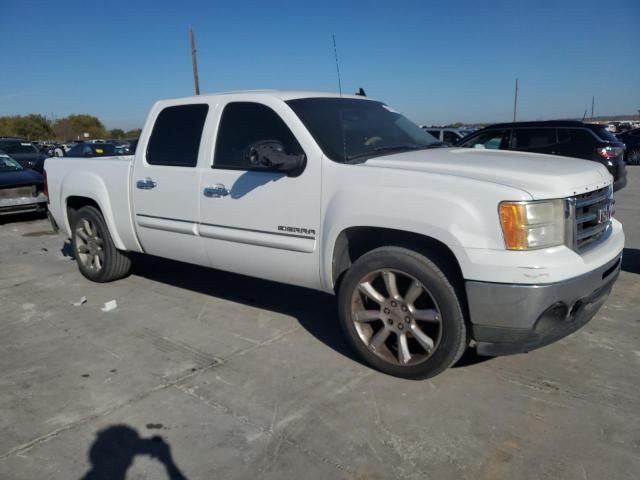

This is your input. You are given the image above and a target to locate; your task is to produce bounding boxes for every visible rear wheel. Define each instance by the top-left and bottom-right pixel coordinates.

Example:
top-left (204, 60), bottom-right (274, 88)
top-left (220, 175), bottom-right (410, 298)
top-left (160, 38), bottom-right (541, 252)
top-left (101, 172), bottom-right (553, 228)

top-left (71, 206), bottom-right (131, 282)
top-left (338, 246), bottom-right (467, 379)
top-left (627, 147), bottom-right (640, 165)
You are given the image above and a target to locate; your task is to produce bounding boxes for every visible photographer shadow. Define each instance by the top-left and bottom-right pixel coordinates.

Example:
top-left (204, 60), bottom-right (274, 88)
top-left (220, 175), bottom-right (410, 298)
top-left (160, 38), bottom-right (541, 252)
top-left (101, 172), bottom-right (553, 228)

top-left (80, 425), bottom-right (188, 480)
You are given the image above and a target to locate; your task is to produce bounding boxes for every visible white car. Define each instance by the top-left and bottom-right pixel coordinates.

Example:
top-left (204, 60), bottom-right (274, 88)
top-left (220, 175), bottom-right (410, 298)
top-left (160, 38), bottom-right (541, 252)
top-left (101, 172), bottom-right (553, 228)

top-left (44, 90), bottom-right (624, 379)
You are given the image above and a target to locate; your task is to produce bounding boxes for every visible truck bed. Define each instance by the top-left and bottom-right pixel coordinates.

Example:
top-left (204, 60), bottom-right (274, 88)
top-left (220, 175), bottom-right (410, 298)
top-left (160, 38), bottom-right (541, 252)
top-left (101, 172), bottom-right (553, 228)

top-left (45, 155), bottom-right (142, 252)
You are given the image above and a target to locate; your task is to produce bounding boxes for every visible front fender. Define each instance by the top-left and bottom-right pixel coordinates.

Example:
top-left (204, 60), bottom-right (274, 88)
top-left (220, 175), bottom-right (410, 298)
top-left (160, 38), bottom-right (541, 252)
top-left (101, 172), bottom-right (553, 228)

top-left (320, 169), bottom-right (532, 289)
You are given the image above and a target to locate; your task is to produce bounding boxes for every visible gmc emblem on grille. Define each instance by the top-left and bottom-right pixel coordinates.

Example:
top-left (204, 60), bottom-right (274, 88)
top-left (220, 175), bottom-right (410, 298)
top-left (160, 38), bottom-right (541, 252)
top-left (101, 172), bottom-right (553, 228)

top-left (597, 204), bottom-right (612, 224)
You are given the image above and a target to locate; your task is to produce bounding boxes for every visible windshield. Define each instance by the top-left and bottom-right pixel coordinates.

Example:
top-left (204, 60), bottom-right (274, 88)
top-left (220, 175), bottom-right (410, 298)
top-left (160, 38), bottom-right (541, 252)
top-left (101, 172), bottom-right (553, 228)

top-left (286, 98), bottom-right (440, 163)
top-left (0, 154), bottom-right (23, 171)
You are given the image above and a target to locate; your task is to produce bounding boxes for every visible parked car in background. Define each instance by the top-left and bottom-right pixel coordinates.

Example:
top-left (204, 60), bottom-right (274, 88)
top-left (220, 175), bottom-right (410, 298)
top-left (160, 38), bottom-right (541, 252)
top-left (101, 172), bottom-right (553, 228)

top-left (422, 127), bottom-right (472, 145)
top-left (615, 128), bottom-right (640, 165)
top-left (0, 138), bottom-right (47, 172)
top-left (64, 143), bottom-right (117, 157)
top-left (0, 151), bottom-right (47, 216)
top-left (457, 121), bottom-right (627, 191)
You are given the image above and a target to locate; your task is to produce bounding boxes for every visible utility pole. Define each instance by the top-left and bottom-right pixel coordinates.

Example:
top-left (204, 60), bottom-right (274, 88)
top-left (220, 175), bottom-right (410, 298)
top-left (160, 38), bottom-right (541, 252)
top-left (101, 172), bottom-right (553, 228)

top-left (591, 96), bottom-right (595, 120)
top-left (189, 27), bottom-right (200, 95)
top-left (512, 78), bottom-right (519, 122)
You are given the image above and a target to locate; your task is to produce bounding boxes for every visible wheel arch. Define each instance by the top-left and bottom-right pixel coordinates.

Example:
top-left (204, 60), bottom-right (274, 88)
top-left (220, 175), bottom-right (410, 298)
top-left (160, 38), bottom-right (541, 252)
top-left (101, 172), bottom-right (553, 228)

top-left (330, 226), bottom-right (465, 286)
top-left (330, 226), bottom-right (467, 312)
top-left (65, 195), bottom-right (126, 250)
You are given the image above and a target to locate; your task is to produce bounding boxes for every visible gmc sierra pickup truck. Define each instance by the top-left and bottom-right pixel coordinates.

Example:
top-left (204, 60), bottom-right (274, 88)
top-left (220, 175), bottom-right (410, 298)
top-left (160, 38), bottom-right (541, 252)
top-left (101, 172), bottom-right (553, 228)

top-left (45, 91), bottom-right (624, 379)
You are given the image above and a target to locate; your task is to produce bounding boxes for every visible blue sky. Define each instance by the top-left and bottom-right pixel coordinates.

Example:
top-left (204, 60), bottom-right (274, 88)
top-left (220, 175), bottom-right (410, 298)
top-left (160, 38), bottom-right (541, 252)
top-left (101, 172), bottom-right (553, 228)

top-left (3, 0), bottom-right (639, 129)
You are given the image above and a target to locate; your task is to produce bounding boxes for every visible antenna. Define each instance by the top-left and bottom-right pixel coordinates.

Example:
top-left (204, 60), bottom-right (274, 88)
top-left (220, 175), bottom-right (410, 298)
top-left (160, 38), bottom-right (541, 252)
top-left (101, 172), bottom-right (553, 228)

top-left (512, 78), bottom-right (519, 122)
top-left (189, 26), bottom-right (200, 95)
top-left (332, 34), bottom-right (342, 96)
top-left (582, 109), bottom-right (588, 121)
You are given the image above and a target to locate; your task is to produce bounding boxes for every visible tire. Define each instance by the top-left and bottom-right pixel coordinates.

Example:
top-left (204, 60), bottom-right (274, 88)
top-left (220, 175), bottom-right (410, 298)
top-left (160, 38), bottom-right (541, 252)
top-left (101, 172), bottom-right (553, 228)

top-left (71, 206), bottom-right (131, 282)
top-left (627, 147), bottom-right (640, 165)
top-left (338, 246), bottom-right (467, 379)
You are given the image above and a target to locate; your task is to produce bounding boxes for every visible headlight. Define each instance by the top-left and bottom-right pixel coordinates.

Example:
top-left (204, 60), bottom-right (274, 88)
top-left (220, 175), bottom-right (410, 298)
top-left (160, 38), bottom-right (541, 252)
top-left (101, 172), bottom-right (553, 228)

top-left (499, 199), bottom-right (565, 250)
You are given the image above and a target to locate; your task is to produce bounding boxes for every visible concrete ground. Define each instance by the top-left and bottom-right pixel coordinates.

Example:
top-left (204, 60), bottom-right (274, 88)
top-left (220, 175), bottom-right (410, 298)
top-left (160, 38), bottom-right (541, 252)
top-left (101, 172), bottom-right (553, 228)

top-left (1, 171), bottom-right (639, 480)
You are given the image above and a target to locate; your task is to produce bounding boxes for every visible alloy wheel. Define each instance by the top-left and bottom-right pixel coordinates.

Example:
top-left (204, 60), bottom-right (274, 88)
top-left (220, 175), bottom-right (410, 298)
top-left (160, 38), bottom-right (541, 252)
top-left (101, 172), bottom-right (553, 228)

top-left (75, 218), bottom-right (104, 272)
top-left (350, 269), bottom-right (443, 366)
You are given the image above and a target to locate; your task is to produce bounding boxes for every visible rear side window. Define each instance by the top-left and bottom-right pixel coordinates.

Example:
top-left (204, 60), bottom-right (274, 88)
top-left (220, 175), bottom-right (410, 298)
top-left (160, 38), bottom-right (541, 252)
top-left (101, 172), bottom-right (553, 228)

top-left (511, 128), bottom-right (556, 149)
top-left (592, 126), bottom-right (618, 142)
top-left (213, 102), bottom-right (303, 169)
top-left (569, 128), bottom-right (596, 146)
top-left (147, 104), bottom-right (209, 167)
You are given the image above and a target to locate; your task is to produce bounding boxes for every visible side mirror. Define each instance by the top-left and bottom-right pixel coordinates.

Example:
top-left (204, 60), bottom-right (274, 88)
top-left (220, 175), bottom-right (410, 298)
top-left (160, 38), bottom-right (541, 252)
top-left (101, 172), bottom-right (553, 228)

top-left (247, 140), bottom-right (305, 176)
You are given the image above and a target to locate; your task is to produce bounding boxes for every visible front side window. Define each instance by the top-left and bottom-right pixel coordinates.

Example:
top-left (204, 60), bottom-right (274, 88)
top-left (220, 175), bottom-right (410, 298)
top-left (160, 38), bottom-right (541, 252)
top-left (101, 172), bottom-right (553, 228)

top-left (286, 98), bottom-right (440, 163)
top-left (511, 128), bottom-right (557, 149)
top-left (147, 104), bottom-right (209, 167)
top-left (213, 102), bottom-right (303, 169)
top-left (459, 129), bottom-right (507, 149)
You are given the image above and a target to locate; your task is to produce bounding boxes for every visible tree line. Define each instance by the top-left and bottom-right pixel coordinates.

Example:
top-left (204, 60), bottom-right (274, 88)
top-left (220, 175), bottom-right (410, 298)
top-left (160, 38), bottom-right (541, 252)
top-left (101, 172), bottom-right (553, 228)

top-left (0, 114), bottom-right (141, 141)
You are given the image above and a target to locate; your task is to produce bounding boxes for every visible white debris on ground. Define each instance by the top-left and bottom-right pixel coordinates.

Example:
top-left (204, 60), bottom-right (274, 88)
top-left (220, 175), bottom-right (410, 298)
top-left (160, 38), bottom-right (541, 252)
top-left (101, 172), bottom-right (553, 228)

top-left (100, 300), bottom-right (117, 312)
top-left (72, 296), bottom-right (87, 307)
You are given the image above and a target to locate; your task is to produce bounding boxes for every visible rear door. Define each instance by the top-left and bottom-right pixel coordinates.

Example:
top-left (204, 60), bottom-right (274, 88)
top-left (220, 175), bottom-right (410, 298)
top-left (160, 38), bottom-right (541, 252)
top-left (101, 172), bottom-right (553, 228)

top-left (132, 103), bottom-right (209, 266)
top-left (198, 98), bottom-right (321, 288)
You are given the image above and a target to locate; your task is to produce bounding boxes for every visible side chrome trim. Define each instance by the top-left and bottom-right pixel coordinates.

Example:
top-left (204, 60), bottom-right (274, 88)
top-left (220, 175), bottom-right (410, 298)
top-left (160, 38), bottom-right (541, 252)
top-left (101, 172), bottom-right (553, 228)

top-left (136, 214), bottom-right (196, 236)
top-left (135, 214), bottom-right (316, 253)
top-left (198, 223), bottom-right (315, 253)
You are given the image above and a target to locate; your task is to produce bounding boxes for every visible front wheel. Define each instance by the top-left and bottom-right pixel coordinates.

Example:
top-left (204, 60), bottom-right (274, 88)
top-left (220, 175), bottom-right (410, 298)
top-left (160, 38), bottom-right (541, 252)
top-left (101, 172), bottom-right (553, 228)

top-left (71, 206), bottom-right (131, 282)
top-left (338, 247), bottom-right (468, 379)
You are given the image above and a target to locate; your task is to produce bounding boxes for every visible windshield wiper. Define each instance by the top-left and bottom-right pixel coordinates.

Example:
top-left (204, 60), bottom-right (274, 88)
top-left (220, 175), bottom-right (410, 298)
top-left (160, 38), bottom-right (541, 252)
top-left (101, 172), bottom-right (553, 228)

top-left (345, 144), bottom-right (427, 162)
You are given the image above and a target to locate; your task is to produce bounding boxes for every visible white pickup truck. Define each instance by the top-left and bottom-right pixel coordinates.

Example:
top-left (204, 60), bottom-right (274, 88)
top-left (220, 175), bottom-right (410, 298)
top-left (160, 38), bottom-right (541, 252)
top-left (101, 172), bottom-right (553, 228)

top-left (45, 91), bottom-right (624, 379)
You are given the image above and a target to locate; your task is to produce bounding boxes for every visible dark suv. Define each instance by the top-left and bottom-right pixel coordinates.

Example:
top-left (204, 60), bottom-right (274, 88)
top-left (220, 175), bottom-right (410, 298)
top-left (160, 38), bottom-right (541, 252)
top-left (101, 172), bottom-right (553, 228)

top-left (0, 138), bottom-right (47, 173)
top-left (456, 121), bottom-right (627, 191)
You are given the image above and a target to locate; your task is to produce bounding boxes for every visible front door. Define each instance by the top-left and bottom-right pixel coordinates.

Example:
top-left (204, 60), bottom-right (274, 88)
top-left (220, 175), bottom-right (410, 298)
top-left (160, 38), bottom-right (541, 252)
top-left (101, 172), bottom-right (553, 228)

top-left (132, 103), bottom-right (209, 266)
top-left (198, 98), bottom-right (322, 289)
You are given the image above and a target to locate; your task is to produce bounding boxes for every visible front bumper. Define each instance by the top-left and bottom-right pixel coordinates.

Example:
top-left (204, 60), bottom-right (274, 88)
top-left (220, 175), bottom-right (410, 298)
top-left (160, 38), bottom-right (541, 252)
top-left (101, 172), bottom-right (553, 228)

top-left (466, 253), bottom-right (622, 356)
top-left (0, 193), bottom-right (47, 216)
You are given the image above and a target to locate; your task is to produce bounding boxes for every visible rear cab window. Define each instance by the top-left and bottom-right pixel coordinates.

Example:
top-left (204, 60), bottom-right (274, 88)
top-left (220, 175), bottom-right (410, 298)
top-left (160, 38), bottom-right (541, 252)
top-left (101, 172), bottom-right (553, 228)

top-left (147, 104), bottom-right (209, 167)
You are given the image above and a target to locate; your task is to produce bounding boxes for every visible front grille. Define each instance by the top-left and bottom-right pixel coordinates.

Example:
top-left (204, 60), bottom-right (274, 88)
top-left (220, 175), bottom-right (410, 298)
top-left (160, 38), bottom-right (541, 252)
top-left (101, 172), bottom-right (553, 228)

top-left (571, 186), bottom-right (613, 251)
top-left (0, 186), bottom-right (34, 199)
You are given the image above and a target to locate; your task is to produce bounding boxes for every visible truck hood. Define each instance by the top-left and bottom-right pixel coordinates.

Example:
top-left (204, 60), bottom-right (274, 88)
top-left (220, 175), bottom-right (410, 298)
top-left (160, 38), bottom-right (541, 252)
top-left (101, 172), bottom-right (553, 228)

top-left (363, 148), bottom-right (611, 199)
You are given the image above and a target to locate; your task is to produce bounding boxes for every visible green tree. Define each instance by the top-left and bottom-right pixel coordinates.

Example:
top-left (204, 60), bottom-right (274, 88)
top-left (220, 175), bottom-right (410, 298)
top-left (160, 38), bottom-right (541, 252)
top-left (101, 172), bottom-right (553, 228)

top-left (0, 116), bottom-right (16, 136)
top-left (13, 114), bottom-right (53, 139)
top-left (53, 114), bottom-right (107, 141)
top-left (124, 128), bottom-right (142, 138)
top-left (109, 128), bottom-right (125, 139)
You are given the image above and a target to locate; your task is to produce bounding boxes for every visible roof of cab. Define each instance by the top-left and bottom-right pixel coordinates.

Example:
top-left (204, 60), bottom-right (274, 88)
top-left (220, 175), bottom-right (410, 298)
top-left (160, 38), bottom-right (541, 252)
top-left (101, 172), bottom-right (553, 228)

top-left (156, 90), bottom-right (377, 104)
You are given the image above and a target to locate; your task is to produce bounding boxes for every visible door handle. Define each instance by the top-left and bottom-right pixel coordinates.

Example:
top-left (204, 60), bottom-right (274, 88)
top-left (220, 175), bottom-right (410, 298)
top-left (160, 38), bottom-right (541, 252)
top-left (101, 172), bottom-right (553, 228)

top-left (136, 178), bottom-right (157, 190)
top-left (203, 184), bottom-right (229, 198)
